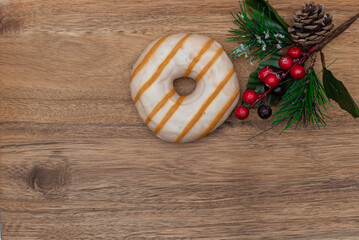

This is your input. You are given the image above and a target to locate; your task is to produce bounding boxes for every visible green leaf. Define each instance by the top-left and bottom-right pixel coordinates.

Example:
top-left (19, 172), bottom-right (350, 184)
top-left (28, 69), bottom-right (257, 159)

top-left (243, 54), bottom-right (294, 108)
top-left (323, 68), bottom-right (359, 118)
top-left (245, 0), bottom-right (289, 34)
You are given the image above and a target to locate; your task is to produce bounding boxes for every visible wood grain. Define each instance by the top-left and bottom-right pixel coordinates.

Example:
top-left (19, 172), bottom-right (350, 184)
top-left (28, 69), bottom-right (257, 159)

top-left (1, 0), bottom-right (359, 239)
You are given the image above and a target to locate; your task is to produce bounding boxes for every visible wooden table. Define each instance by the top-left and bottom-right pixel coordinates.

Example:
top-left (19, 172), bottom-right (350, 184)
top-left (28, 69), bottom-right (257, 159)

top-left (1, 0), bottom-right (359, 239)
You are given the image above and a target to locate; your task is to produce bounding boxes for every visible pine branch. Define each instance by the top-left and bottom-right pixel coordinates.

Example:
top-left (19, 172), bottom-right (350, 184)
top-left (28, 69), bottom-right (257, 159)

top-left (272, 67), bottom-right (331, 132)
top-left (228, 0), bottom-right (292, 62)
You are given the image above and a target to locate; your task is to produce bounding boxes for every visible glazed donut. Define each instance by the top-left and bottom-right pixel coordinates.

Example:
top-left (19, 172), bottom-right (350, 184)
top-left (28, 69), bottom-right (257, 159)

top-left (130, 33), bottom-right (240, 143)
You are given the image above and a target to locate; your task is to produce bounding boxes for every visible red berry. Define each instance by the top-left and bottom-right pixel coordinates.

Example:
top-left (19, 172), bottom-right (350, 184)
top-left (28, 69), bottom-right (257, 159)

top-left (264, 74), bottom-right (279, 88)
top-left (235, 106), bottom-right (249, 120)
top-left (290, 65), bottom-right (305, 80)
top-left (243, 89), bottom-right (257, 105)
top-left (258, 66), bottom-right (273, 82)
top-left (288, 46), bottom-right (302, 58)
top-left (278, 55), bottom-right (293, 70)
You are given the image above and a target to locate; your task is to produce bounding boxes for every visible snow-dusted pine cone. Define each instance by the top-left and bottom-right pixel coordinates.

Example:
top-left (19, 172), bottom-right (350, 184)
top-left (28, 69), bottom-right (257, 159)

top-left (289, 2), bottom-right (333, 48)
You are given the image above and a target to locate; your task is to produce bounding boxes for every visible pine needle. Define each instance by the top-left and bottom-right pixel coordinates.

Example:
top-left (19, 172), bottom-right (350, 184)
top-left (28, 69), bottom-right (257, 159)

top-left (228, 0), bottom-right (292, 62)
top-left (272, 67), bottom-right (331, 133)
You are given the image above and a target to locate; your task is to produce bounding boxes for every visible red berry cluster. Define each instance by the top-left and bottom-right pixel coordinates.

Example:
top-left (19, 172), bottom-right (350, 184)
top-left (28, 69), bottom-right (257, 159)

top-left (235, 46), bottom-right (313, 120)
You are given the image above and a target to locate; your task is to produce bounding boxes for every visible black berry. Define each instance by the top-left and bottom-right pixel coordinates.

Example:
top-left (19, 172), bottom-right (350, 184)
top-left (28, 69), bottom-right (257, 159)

top-left (272, 85), bottom-right (285, 96)
top-left (258, 105), bottom-right (272, 119)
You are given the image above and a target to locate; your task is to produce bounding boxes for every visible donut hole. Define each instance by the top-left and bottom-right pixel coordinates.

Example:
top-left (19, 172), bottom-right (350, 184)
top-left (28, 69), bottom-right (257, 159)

top-left (173, 77), bottom-right (197, 96)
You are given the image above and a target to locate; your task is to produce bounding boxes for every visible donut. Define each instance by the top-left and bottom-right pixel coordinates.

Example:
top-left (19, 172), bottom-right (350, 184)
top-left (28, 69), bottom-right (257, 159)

top-left (130, 33), bottom-right (240, 143)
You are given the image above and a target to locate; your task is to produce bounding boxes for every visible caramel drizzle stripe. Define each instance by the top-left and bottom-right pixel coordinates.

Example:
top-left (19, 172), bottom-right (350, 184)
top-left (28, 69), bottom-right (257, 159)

top-left (144, 39), bottom-right (216, 126)
top-left (183, 38), bottom-right (215, 77)
top-left (195, 47), bottom-right (224, 82)
top-left (152, 45), bottom-right (224, 136)
top-left (130, 35), bottom-right (170, 83)
top-left (174, 67), bottom-right (235, 143)
top-left (153, 96), bottom-right (186, 134)
top-left (145, 88), bottom-right (176, 125)
top-left (199, 87), bottom-right (240, 139)
top-left (133, 34), bottom-right (192, 104)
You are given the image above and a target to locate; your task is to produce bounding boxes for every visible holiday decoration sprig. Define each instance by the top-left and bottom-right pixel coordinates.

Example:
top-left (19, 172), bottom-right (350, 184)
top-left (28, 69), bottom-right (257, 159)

top-left (229, 0), bottom-right (359, 133)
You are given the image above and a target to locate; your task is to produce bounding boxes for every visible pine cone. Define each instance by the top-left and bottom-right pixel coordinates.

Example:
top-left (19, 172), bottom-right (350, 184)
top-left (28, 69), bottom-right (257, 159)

top-left (288, 2), bottom-right (333, 48)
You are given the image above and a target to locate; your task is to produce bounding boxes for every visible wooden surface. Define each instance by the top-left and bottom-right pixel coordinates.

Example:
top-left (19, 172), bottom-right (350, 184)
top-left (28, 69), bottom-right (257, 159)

top-left (1, 0), bottom-right (359, 239)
